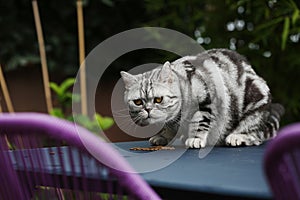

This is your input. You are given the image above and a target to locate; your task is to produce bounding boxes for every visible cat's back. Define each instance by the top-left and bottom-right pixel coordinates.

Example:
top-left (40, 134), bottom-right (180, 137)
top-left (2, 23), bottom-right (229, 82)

top-left (205, 48), bottom-right (249, 66)
top-left (171, 49), bottom-right (256, 80)
top-left (199, 48), bottom-right (257, 79)
top-left (188, 49), bottom-right (267, 100)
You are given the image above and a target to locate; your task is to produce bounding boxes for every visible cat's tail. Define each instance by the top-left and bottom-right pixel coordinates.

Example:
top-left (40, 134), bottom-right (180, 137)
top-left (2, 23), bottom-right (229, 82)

top-left (265, 103), bottom-right (285, 138)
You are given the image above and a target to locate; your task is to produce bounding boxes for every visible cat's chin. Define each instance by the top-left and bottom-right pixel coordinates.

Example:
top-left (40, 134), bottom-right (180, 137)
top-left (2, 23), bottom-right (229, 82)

top-left (136, 118), bottom-right (165, 127)
top-left (133, 118), bottom-right (150, 126)
top-left (137, 121), bottom-right (150, 127)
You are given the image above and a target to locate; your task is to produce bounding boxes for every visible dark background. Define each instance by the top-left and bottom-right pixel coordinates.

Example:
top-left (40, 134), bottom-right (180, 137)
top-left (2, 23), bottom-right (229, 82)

top-left (0, 0), bottom-right (299, 141)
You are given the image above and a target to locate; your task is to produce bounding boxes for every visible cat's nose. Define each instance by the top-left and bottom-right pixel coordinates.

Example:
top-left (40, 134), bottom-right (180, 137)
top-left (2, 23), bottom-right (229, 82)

top-left (145, 108), bottom-right (152, 114)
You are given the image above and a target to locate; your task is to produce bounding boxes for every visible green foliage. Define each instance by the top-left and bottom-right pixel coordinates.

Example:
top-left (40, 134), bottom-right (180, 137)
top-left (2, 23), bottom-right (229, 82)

top-left (71, 113), bottom-right (114, 133)
top-left (0, 0), bottom-right (147, 75)
top-left (144, 0), bottom-right (300, 125)
top-left (49, 108), bottom-right (65, 119)
top-left (282, 17), bottom-right (290, 50)
top-left (50, 78), bottom-right (77, 107)
top-left (1, 0), bottom-right (299, 125)
top-left (95, 113), bottom-right (115, 131)
top-left (50, 78), bottom-right (114, 134)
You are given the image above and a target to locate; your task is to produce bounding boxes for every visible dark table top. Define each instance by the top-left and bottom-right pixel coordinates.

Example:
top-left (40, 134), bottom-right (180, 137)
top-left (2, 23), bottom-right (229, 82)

top-left (9, 140), bottom-right (272, 199)
top-left (115, 141), bottom-right (272, 200)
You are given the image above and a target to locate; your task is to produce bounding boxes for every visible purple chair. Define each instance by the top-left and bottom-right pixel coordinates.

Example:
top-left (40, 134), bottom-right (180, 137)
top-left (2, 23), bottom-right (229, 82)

top-left (264, 122), bottom-right (300, 200)
top-left (0, 112), bottom-right (161, 200)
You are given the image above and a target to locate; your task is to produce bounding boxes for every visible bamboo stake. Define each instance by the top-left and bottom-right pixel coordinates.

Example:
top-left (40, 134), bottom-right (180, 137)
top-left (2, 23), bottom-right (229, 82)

top-left (32, 0), bottom-right (53, 113)
top-left (0, 91), bottom-right (2, 113)
top-left (0, 66), bottom-right (14, 149)
top-left (0, 65), bottom-right (14, 112)
top-left (77, 0), bottom-right (88, 116)
top-left (0, 82), bottom-right (2, 113)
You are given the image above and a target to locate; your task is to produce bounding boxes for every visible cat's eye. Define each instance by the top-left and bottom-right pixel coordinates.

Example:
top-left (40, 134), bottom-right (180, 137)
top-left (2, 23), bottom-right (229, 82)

top-left (133, 99), bottom-right (143, 106)
top-left (154, 97), bottom-right (163, 104)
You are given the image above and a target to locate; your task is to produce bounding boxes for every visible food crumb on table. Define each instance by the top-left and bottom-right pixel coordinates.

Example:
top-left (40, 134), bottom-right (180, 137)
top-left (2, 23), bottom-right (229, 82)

top-left (130, 146), bottom-right (175, 151)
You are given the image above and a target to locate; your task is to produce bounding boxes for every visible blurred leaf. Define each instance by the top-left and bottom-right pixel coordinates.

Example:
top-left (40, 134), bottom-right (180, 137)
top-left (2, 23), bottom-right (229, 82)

top-left (50, 78), bottom-right (76, 105)
top-left (73, 113), bottom-right (113, 133)
top-left (1, 0), bottom-right (300, 125)
top-left (49, 82), bottom-right (62, 96)
top-left (66, 115), bottom-right (74, 122)
top-left (288, 0), bottom-right (299, 10)
top-left (60, 78), bottom-right (75, 93)
top-left (6, 55), bottom-right (40, 71)
top-left (292, 9), bottom-right (299, 25)
top-left (281, 17), bottom-right (290, 50)
top-left (49, 108), bottom-right (65, 119)
top-left (71, 93), bottom-right (81, 102)
top-left (95, 113), bottom-right (114, 130)
top-left (75, 114), bottom-right (95, 130)
top-left (101, 0), bottom-right (114, 7)
top-left (65, 93), bottom-right (81, 103)
top-left (255, 17), bottom-right (284, 32)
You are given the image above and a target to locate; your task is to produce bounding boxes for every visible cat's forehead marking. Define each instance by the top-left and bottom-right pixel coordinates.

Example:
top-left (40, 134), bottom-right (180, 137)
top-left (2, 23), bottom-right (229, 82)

top-left (139, 74), bottom-right (146, 97)
top-left (139, 73), bottom-right (154, 99)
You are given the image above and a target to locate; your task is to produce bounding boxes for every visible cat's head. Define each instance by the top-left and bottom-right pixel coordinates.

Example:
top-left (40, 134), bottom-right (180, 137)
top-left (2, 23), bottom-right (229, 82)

top-left (121, 61), bottom-right (181, 126)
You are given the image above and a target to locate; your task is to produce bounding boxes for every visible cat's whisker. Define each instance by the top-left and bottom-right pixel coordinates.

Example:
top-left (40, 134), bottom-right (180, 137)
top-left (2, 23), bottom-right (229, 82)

top-left (113, 114), bottom-right (131, 118)
top-left (112, 113), bottom-right (132, 118)
top-left (116, 120), bottom-right (131, 130)
top-left (131, 116), bottom-right (144, 135)
top-left (115, 115), bottom-right (139, 130)
top-left (113, 107), bottom-right (130, 111)
top-left (112, 109), bottom-right (130, 116)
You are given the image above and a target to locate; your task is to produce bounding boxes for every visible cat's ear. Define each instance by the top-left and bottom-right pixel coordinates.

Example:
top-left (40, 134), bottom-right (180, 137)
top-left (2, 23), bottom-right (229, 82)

top-left (120, 71), bottom-right (138, 89)
top-left (159, 61), bottom-right (174, 83)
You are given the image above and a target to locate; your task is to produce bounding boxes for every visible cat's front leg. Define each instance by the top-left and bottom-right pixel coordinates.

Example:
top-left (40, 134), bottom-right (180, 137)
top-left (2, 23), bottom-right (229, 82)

top-left (185, 111), bottom-right (211, 148)
top-left (149, 125), bottom-right (176, 146)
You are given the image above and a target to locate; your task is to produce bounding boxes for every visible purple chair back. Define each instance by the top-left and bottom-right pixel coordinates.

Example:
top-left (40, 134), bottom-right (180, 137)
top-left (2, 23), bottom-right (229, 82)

top-left (264, 122), bottom-right (300, 200)
top-left (0, 113), bottom-right (161, 200)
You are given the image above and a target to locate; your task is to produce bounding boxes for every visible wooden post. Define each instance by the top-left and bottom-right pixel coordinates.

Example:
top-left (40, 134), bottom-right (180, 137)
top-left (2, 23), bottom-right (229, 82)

top-left (32, 0), bottom-right (53, 113)
top-left (77, 0), bottom-right (88, 116)
top-left (0, 65), bottom-right (14, 112)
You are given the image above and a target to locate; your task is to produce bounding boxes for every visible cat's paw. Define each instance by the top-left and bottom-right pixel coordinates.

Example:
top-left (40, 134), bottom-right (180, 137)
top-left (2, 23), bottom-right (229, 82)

top-left (149, 135), bottom-right (168, 146)
top-left (185, 138), bottom-right (206, 148)
top-left (225, 133), bottom-right (262, 146)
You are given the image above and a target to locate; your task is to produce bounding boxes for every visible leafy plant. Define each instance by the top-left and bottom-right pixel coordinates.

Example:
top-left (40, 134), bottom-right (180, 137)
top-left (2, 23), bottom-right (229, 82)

top-left (49, 108), bottom-right (66, 119)
top-left (50, 78), bottom-right (80, 112)
top-left (50, 78), bottom-right (114, 134)
top-left (1, 0), bottom-right (299, 125)
top-left (71, 113), bottom-right (114, 133)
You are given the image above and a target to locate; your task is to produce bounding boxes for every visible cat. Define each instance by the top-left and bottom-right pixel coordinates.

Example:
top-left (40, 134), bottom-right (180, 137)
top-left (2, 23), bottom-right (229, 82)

top-left (120, 48), bottom-right (284, 148)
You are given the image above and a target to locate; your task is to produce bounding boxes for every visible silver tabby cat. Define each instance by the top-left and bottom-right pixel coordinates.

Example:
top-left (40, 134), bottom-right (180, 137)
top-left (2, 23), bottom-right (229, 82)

top-left (121, 49), bottom-right (284, 148)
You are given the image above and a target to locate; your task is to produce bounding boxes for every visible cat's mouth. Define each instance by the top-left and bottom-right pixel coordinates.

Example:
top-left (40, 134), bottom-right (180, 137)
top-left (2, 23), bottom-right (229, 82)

top-left (130, 110), bottom-right (167, 126)
top-left (139, 121), bottom-right (150, 126)
top-left (136, 117), bottom-right (165, 127)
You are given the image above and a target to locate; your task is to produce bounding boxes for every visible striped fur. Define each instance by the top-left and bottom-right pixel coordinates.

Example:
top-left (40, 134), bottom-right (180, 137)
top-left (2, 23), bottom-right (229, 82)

top-left (121, 49), bottom-right (284, 148)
